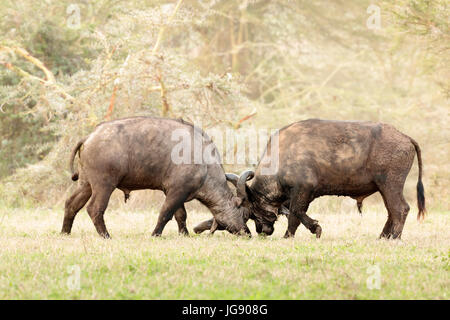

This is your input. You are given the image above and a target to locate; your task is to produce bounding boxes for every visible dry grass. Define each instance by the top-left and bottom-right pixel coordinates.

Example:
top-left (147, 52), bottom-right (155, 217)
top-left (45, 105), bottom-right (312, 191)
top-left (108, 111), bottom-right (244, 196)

top-left (0, 196), bottom-right (448, 300)
top-left (0, 0), bottom-right (448, 301)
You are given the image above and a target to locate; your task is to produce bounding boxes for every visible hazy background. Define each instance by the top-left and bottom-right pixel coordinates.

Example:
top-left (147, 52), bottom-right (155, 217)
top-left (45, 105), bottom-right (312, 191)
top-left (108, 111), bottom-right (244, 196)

top-left (0, 0), bottom-right (448, 212)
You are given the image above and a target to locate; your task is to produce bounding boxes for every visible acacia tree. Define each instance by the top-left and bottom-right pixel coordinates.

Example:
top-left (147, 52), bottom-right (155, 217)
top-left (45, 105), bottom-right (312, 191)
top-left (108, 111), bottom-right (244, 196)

top-left (0, 0), bottom-right (448, 208)
top-left (382, 0), bottom-right (449, 96)
top-left (0, 0), bottom-right (256, 204)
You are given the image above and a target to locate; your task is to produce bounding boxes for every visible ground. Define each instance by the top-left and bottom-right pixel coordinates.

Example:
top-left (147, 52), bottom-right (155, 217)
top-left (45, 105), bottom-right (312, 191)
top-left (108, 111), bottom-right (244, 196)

top-left (0, 199), bottom-right (448, 299)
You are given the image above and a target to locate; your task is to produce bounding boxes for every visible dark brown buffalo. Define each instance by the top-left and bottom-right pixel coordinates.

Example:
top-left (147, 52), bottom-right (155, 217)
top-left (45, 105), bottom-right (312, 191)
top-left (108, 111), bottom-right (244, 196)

top-left (195, 119), bottom-right (426, 239)
top-left (61, 117), bottom-right (250, 238)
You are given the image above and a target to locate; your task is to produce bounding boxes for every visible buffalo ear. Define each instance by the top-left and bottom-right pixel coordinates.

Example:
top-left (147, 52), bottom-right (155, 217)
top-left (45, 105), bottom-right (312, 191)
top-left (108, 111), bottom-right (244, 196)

top-left (279, 205), bottom-right (290, 216)
top-left (210, 219), bottom-right (219, 234)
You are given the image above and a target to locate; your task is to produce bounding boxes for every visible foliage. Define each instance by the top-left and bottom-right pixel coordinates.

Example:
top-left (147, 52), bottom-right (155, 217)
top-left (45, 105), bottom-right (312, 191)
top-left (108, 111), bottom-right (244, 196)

top-left (0, 0), bottom-right (448, 209)
top-left (382, 0), bottom-right (450, 96)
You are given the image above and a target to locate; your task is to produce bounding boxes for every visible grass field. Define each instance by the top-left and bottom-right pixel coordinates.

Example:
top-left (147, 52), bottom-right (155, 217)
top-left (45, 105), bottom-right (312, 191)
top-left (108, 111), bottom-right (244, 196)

top-left (0, 199), bottom-right (448, 300)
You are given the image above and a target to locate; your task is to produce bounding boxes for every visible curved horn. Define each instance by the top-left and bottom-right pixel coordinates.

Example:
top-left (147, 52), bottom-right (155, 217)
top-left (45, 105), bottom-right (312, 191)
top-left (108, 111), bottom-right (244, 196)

top-left (237, 170), bottom-right (255, 199)
top-left (225, 173), bottom-right (239, 187)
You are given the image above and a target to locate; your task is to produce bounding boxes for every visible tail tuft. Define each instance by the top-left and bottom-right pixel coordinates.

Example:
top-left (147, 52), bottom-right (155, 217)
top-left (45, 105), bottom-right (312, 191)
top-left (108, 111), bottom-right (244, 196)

top-left (71, 173), bottom-right (79, 181)
top-left (417, 180), bottom-right (426, 221)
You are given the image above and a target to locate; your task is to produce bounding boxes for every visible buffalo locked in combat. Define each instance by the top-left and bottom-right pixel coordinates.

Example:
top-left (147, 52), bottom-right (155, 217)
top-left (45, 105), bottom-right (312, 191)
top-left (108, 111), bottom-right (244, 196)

top-left (61, 117), bottom-right (251, 238)
top-left (195, 119), bottom-right (426, 239)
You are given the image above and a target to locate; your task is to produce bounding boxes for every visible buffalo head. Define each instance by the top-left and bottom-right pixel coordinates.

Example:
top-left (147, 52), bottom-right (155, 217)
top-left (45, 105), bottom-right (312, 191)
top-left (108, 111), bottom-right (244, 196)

top-left (224, 170), bottom-right (287, 236)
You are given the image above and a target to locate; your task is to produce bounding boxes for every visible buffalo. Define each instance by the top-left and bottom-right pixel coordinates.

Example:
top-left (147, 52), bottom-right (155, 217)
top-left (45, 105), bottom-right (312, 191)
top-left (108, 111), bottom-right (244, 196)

top-left (195, 119), bottom-right (426, 239)
top-left (61, 117), bottom-right (250, 238)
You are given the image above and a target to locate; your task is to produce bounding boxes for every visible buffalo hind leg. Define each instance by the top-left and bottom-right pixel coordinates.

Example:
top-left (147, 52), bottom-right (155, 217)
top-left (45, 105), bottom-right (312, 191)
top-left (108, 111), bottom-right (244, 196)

top-left (86, 184), bottom-right (115, 239)
top-left (152, 190), bottom-right (188, 237)
top-left (289, 190), bottom-right (322, 238)
top-left (174, 205), bottom-right (189, 236)
top-left (379, 187), bottom-right (410, 240)
top-left (61, 183), bottom-right (92, 235)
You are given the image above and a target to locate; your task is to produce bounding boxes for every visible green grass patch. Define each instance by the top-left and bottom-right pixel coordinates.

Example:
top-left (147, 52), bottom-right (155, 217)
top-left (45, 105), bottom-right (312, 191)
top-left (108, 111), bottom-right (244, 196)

top-left (0, 207), bottom-right (448, 299)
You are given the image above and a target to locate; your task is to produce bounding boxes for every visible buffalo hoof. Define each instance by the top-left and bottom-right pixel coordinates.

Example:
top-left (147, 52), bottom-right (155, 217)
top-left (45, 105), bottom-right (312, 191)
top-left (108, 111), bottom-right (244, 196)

top-left (379, 232), bottom-right (390, 239)
top-left (283, 232), bottom-right (294, 238)
top-left (379, 232), bottom-right (401, 240)
top-left (314, 225), bottom-right (322, 239)
top-left (179, 229), bottom-right (189, 236)
top-left (193, 226), bottom-right (206, 234)
top-left (379, 232), bottom-right (397, 240)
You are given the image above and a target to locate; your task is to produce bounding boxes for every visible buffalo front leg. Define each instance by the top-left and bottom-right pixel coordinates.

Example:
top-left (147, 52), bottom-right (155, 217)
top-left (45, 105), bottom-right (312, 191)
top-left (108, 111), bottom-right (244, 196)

top-left (174, 205), bottom-right (189, 236)
top-left (193, 218), bottom-right (214, 234)
top-left (283, 213), bottom-right (302, 238)
top-left (61, 183), bottom-right (92, 235)
top-left (193, 218), bottom-right (226, 234)
top-left (152, 190), bottom-right (188, 237)
top-left (86, 185), bottom-right (114, 239)
top-left (290, 190), bottom-right (322, 238)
